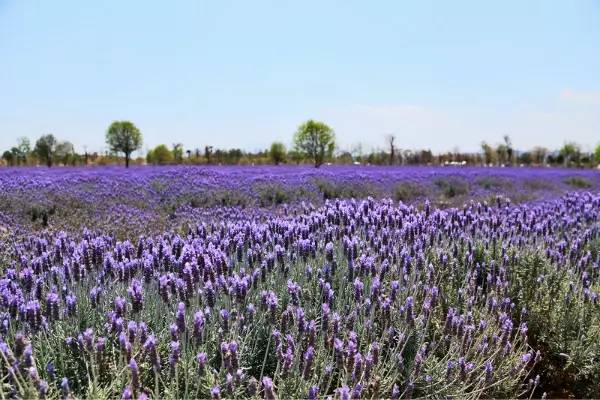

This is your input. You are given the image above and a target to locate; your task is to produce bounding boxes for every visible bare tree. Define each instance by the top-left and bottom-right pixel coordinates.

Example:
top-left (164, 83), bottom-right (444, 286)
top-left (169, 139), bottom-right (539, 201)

top-left (204, 146), bottom-right (213, 164)
top-left (351, 143), bottom-right (364, 163)
top-left (503, 135), bottom-right (513, 166)
top-left (385, 134), bottom-right (396, 165)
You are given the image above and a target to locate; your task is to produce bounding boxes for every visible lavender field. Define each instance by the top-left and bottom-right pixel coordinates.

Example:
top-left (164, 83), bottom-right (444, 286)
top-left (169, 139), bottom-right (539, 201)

top-left (1, 166), bottom-right (599, 398)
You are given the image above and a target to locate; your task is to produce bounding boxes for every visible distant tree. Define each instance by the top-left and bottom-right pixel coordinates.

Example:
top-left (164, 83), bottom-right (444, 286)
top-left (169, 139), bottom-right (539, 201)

top-left (15, 137), bottom-right (31, 165)
top-left (228, 149), bottom-right (243, 164)
top-left (402, 149), bottom-right (413, 165)
top-left (106, 121), bottom-right (142, 168)
top-left (34, 134), bottom-right (57, 167)
top-left (496, 143), bottom-right (508, 166)
top-left (386, 134), bottom-right (396, 165)
top-left (531, 146), bottom-right (548, 166)
top-left (172, 143), bottom-right (184, 164)
top-left (147, 144), bottom-right (173, 165)
top-left (595, 145), bottom-right (600, 165)
top-left (481, 142), bottom-right (494, 166)
top-left (518, 152), bottom-right (532, 165)
top-left (204, 146), bottom-right (213, 164)
top-left (269, 142), bottom-right (287, 165)
top-left (2, 150), bottom-right (15, 166)
top-left (351, 143), bottom-right (364, 164)
top-left (560, 142), bottom-right (581, 167)
top-left (336, 151), bottom-right (354, 164)
top-left (287, 150), bottom-right (303, 165)
top-left (503, 135), bottom-right (513, 165)
top-left (420, 149), bottom-right (434, 164)
top-left (55, 141), bottom-right (75, 165)
top-left (293, 119), bottom-right (335, 168)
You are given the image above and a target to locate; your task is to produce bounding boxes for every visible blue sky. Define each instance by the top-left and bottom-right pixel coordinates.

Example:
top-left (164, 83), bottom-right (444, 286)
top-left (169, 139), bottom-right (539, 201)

top-left (1, 0), bottom-right (599, 155)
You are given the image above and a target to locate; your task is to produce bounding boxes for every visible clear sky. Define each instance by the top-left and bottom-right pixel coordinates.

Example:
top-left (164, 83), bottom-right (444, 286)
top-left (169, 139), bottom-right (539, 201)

top-left (1, 0), bottom-right (599, 155)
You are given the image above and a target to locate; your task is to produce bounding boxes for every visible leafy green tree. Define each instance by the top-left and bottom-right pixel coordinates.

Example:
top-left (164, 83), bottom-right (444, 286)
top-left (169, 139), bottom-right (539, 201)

top-left (55, 141), bottom-right (75, 166)
top-left (147, 144), bottom-right (173, 165)
top-left (172, 143), bottom-right (184, 164)
top-left (34, 134), bottom-right (57, 167)
top-left (106, 121), bottom-right (142, 168)
top-left (480, 142), bottom-right (494, 165)
top-left (595, 145), bottom-right (600, 165)
top-left (560, 142), bottom-right (581, 167)
top-left (293, 119), bottom-right (335, 167)
top-left (204, 146), bottom-right (213, 164)
top-left (269, 142), bottom-right (286, 165)
top-left (518, 151), bottom-right (532, 165)
top-left (496, 143), bottom-right (508, 166)
top-left (2, 150), bottom-right (15, 166)
top-left (15, 137), bottom-right (31, 165)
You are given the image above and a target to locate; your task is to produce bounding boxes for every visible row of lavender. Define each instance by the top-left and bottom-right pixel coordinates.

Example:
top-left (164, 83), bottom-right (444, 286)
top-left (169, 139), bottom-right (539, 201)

top-left (1, 188), bottom-right (599, 398)
top-left (1, 166), bottom-right (598, 238)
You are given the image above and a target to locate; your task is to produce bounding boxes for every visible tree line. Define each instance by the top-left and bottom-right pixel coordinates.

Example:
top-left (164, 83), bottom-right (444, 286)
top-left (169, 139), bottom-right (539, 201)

top-left (3, 119), bottom-right (600, 168)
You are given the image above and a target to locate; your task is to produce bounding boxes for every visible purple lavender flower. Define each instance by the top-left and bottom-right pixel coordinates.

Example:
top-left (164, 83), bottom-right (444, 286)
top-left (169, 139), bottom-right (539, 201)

top-left (127, 321), bottom-right (137, 343)
top-left (303, 346), bottom-right (315, 380)
top-left (45, 292), bottom-right (59, 321)
top-left (114, 296), bottom-right (126, 317)
top-left (193, 311), bottom-right (205, 343)
top-left (391, 383), bottom-right (400, 399)
top-left (60, 377), bottom-right (70, 398)
top-left (287, 279), bottom-right (301, 306)
top-left (351, 383), bottom-right (363, 400)
top-left (65, 294), bottom-right (77, 317)
top-left (122, 385), bottom-right (133, 400)
top-left (196, 352), bottom-right (208, 375)
top-left (169, 323), bottom-right (179, 341)
top-left (262, 376), bottom-right (275, 400)
top-left (211, 386), bottom-right (221, 400)
top-left (143, 335), bottom-right (160, 371)
top-left (220, 309), bottom-right (230, 332)
top-left (127, 279), bottom-right (144, 313)
top-left (337, 386), bottom-right (350, 400)
top-left (246, 377), bottom-right (258, 396)
top-left (137, 322), bottom-right (148, 344)
top-left (484, 361), bottom-right (493, 382)
top-left (308, 386), bottom-right (319, 400)
top-left (169, 341), bottom-right (180, 369)
top-left (176, 302), bottom-right (186, 333)
top-left (129, 358), bottom-right (140, 390)
top-left (353, 278), bottom-right (364, 302)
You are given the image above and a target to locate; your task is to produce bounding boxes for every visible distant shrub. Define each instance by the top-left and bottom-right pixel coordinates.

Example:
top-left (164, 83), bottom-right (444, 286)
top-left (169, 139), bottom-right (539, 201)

top-left (394, 181), bottom-right (426, 202)
top-left (188, 190), bottom-right (249, 208)
top-left (313, 179), bottom-right (378, 200)
top-left (433, 176), bottom-right (469, 198)
top-left (564, 176), bottom-right (593, 189)
top-left (314, 179), bottom-right (341, 199)
top-left (524, 179), bottom-right (555, 191)
top-left (256, 184), bottom-right (290, 206)
top-left (476, 176), bottom-right (513, 190)
top-left (26, 203), bottom-right (56, 226)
